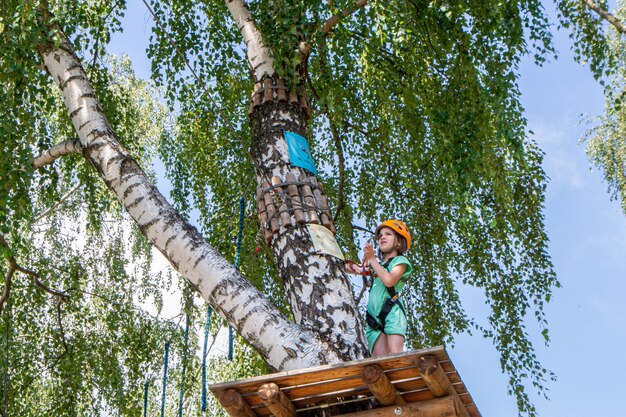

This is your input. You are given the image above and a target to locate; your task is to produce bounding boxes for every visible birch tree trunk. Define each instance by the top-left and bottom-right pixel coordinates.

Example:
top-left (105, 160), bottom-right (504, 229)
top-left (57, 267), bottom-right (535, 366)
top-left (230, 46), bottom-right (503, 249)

top-left (226, 0), bottom-right (369, 360)
top-left (37, 28), bottom-right (344, 372)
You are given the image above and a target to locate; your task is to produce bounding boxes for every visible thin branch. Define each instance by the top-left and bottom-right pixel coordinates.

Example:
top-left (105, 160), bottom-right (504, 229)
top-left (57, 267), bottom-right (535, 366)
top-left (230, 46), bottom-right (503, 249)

top-left (355, 275), bottom-right (370, 305)
top-left (584, 0), bottom-right (626, 33)
top-left (0, 234), bottom-right (68, 304)
top-left (343, 120), bottom-right (381, 136)
top-left (31, 139), bottom-right (83, 169)
top-left (321, 0), bottom-right (368, 35)
top-left (19, 350), bottom-right (67, 394)
top-left (14, 264), bottom-right (67, 299)
top-left (301, 0), bottom-right (368, 58)
top-left (328, 116), bottom-right (346, 222)
top-left (56, 297), bottom-right (68, 352)
top-left (0, 262), bottom-right (15, 318)
top-left (31, 183), bottom-right (82, 223)
top-left (0, 235), bottom-right (16, 317)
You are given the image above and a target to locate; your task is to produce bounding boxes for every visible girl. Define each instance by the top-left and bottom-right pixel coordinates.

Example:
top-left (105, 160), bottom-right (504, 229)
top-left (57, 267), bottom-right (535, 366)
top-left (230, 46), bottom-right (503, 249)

top-left (348, 220), bottom-right (412, 356)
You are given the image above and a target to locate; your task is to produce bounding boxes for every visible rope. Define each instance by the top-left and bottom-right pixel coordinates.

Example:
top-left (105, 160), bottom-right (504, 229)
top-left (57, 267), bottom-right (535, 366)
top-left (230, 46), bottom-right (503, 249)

top-left (234, 197), bottom-right (245, 270)
top-left (228, 325), bottom-right (235, 361)
top-left (200, 306), bottom-right (211, 412)
top-left (143, 380), bottom-right (149, 417)
top-left (178, 313), bottom-right (190, 417)
top-left (160, 341), bottom-right (170, 417)
top-left (228, 197), bottom-right (246, 361)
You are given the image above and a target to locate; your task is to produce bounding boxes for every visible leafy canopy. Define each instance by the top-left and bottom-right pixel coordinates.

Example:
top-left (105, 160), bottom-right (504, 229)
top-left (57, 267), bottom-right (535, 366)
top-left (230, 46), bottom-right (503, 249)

top-left (12, 0), bottom-right (626, 416)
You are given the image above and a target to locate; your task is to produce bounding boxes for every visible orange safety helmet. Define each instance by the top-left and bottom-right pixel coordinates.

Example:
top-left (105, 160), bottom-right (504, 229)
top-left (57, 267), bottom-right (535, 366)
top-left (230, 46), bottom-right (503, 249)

top-left (375, 219), bottom-right (411, 250)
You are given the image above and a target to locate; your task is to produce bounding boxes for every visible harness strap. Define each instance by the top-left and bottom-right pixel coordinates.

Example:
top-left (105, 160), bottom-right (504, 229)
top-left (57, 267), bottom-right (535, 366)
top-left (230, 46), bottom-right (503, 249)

top-left (367, 257), bottom-right (405, 333)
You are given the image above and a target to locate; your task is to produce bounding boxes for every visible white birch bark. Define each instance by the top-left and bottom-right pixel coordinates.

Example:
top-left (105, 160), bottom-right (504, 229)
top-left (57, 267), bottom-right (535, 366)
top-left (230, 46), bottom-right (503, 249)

top-left (224, 0), bottom-right (369, 360)
top-left (249, 105), bottom-right (369, 361)
top-left (31, 138), bottom-right (82, 169)
top-left (225, 0), bottom-right (276, 81)
top-left (38, 31), bottom-right (340, 371)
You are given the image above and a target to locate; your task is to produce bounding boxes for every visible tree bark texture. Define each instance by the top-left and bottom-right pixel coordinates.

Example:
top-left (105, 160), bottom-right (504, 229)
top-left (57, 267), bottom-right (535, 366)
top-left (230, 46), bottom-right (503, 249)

top-left (225, 0), bottom-right (276, 81)
top-left (38, 30), bottom-right (347, 372)
top-left (249, 98), bottom-right (369, 361)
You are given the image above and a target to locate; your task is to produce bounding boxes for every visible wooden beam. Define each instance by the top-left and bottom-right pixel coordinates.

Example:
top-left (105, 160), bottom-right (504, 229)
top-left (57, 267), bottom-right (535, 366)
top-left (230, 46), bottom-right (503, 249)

top-left (361, 364), bottom-right (406, 406)
top-left (257, 382), bottom-right (296, 417)
top-left (218, 388), bottom-right (257, 417)
top-left (415, 354), bottom-right (451, 397)
top-left (334, 396), bottom-right (459, 416)
top-left (415, 355), bottom-right (471, 417)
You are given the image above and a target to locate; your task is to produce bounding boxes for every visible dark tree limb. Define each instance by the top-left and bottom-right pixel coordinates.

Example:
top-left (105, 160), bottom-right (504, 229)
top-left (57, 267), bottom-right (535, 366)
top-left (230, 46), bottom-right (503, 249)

top-left (584, 0), bottom-right (626, 33)
top-left (0, 235), bottom-right (16, 317)
top-left (300, 0), bottom-right (369, 58)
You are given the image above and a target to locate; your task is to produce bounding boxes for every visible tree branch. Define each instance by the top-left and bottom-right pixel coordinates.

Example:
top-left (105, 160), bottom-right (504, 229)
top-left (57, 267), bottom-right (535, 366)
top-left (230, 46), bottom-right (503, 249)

top-left (31, 183), bottom-right (82, 224)
top-left (0, 237), bottom-right (16, 317)
top-left (301, 0), bottom-right (368, 58)
top-left (584, 0), bottom-right (626, 33)
top-left (0, 234), bottom-right (68, 317)
top-left (31, 139), bottom-right (83, 169)
top-left (55, 297), bottom-right (68, 352)
top-left (321, 0), bottom-right (368, 36)
top-left (14, 264), bottom-right (68, 300)
top-left (37, 17), bottom-right (342, 370)
top-left (224, 0), bottom-right (275, 81)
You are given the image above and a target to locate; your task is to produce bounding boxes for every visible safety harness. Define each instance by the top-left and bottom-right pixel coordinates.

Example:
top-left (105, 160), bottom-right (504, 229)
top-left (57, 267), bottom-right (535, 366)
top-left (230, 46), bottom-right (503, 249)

top-left (365, 257), bottom-right (406, 333)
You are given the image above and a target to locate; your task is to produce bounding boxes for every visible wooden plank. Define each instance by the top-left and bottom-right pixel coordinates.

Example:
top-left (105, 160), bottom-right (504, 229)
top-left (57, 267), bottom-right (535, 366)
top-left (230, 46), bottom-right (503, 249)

top-left (209, 347), bottom-right (446, 396)
top-left (399, 388), bottom-right (436, 404)
top-left (448, 372), bottom-right (462, 385)
top-left (209, 346), bottom-right (482, 417)
top-left (275, 367), bottom-right (425, 402)
top-left (333, 397), bottom-right (460, 417)
top-left (452, 381), bottom-right (468, 395)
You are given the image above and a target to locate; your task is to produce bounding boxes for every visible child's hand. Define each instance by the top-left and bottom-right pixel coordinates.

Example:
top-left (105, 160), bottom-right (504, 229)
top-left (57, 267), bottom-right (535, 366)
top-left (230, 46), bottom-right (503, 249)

top-left (344, 260), bottom-right (362, 274)
top-left (363, 242), bottom-right (375, 263)
top-left (344, 260), bottom-right (371, 275)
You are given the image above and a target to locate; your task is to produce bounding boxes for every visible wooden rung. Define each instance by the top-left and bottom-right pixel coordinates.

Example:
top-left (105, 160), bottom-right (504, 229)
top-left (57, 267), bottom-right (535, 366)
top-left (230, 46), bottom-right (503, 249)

top-left (257, 382), bottom-right (296, 417)
top-left (219, 388), bottom-right (257, 417)
top-left (263, 192), bottom-right (279, 234)
top-left (252, 82), bottom-right (262, 107)
top-left (263, 78), bottom-right (274, 104)
top-left (333, 396), bottom-right (460, 417)
top-left (276, 79), bottom-right (287, 102)
top-left (289, 90), bottom-right (299, 105)
top-left (286, 173), bottom-right (305, 224)
top-left (301, 183), bottom-right (319, 224)
top-left (361, 364), bottom-right (406, 407)
top-left (415, 355), bottom-right (452, 397)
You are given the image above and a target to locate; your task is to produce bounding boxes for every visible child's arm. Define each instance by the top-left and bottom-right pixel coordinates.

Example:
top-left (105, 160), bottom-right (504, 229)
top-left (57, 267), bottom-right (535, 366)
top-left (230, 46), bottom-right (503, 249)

top-left (363, 243), bottom-right (406, 287)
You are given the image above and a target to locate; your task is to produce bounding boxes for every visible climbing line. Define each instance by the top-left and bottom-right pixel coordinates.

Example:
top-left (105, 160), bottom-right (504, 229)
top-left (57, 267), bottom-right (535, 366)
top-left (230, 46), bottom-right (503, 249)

top-left (228, 197), bottom-right (246, 361)
top-left (160, 341), bottom-right (170, 417)
top-left (177, 313), bottom-right (190, 417)
top-left (200, 305), bottom-right (211, 412)
top-left (143, 380), bottom-right (149, 417)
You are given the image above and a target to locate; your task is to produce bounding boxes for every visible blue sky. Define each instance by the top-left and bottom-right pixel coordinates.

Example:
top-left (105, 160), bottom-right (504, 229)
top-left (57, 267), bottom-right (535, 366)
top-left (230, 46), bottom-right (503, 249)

top-left (109, 2), bottom-right (626, 416)
top-left (455, 7), bottom-right (626, 415)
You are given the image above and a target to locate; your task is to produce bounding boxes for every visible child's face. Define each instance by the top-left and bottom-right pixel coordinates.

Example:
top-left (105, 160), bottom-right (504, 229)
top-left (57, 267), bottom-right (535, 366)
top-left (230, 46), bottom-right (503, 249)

top-left (377, 227), bottom-right (397, 254)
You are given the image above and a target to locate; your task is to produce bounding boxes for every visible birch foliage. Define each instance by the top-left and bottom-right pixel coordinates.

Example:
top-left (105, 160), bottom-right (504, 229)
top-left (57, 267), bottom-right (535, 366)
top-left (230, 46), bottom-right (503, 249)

top-left (0, 1), bottom-right (583, 416)
top-left (556, 0), bottom-right (626, 215)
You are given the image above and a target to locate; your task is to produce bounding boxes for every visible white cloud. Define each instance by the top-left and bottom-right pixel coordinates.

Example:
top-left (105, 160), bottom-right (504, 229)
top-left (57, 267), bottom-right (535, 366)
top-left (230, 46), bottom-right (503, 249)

top-left (530, 119), bottom-right (589, 190)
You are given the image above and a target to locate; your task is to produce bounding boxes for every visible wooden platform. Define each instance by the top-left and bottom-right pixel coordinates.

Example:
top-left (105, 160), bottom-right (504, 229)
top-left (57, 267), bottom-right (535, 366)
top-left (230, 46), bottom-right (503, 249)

top-left (209, 346), bottom-right (481, 417)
